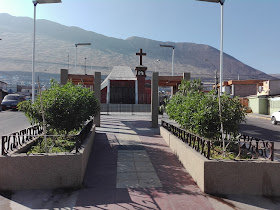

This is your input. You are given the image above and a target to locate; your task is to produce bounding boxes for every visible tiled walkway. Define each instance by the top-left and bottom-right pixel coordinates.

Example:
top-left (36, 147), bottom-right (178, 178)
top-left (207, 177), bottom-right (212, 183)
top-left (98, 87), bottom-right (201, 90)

top-left (75, 114), bottom-right (214, 209)
top-left (117, 150), bottom-right (162, 188)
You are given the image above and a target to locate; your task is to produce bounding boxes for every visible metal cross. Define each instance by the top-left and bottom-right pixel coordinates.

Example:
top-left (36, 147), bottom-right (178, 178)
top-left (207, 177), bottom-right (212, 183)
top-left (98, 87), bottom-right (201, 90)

top-left (136, 48), bottom-right (146, 65)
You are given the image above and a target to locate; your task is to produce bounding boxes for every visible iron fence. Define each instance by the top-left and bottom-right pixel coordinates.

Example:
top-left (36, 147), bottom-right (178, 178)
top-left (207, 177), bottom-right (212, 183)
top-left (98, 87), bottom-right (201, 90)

top-left (1, 119), bottom-right (94, 155)
top-left (1, 125), bottom-right (43, 155)
top-left (161, 120), bottom-right (274, 161)
top-left (162, 120), bottom-right (211, 159)
top-left (101, 104), bottom-right (151, 114)
top-left (75, 119), bottom-right (93, 153)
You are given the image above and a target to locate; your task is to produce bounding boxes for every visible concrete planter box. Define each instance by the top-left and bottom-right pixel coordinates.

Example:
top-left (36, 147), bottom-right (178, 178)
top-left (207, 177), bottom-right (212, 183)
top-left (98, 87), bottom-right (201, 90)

top-left (160, 126), bottom-right (280, 196)
top-left (0, 125), bottom-right (95, 191)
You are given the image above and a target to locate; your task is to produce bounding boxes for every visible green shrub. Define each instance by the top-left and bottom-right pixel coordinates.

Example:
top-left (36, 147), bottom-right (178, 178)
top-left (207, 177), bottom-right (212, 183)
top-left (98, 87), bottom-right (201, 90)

top-left (18, 80), bottom-right (100, 135)
top-left (166, 80), bottom-right (246, 140)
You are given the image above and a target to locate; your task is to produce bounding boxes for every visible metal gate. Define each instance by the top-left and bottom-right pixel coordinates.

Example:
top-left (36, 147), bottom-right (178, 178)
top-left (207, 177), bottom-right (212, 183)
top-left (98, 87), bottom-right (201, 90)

top-left (101, 104), bottom-right (151, 114)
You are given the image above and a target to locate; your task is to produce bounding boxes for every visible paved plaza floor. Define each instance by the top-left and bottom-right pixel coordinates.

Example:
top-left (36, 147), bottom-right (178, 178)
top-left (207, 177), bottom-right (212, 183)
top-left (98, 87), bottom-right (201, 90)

top-left (76, 114), bottom-right (213, 209)
top-left (1, 114), bottom-right (280, 209)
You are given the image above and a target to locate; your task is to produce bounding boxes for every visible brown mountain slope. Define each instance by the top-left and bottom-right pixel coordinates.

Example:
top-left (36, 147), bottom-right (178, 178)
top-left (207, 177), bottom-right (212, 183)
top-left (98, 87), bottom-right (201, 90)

top-left (0, 13), bottom-right (274, 82)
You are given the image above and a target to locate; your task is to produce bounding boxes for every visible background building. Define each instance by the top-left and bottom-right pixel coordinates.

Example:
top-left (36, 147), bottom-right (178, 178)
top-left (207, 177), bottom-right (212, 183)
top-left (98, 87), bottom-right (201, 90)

top-left (101, 66), bottom-right (151, 104)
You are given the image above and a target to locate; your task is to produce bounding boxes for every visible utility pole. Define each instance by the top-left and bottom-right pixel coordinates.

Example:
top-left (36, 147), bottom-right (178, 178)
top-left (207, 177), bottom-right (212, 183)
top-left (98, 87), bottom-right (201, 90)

top-left (84, 57), bottom-right (87, 75)
top-left (215, 70), bottom-right (218, 94)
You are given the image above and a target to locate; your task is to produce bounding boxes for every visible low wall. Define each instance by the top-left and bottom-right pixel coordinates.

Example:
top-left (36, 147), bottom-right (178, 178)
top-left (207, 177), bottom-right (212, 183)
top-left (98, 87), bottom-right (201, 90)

top-left (160, 126), bottom-right (206, 191)
top-left (160, 126), bottom-right (280, 196)
top-left (269, 97), bottom-right (280, 115)
top-left (0, 125), bottom-right (95, 191)
top-left (248, 97), bottom-right (268, 115)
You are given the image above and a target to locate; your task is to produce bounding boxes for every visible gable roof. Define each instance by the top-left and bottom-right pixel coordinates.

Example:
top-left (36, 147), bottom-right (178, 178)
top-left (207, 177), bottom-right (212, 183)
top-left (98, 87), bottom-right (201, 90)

top-left (101, 66), bottom-right (136, 90)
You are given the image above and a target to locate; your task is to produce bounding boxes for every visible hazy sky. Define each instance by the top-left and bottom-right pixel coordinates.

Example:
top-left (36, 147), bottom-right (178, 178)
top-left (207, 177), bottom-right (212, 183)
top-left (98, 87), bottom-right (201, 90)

top-left (0, 0), bottom-right (279, 74)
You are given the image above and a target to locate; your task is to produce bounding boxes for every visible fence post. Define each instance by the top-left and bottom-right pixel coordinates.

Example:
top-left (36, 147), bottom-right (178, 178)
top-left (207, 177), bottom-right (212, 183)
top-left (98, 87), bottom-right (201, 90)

top-left (207, 141), bottom-right (210, 159)
top-left (271, 142), bottom-right (274, 161)
top-left (1, 136), bottom-right (4, 155)
top-left (151, 72), bottom-right (159, 128)
top-left (75, 136), bottom-right (80, 153)
top-left (94, 72), bottom-right (101, 127)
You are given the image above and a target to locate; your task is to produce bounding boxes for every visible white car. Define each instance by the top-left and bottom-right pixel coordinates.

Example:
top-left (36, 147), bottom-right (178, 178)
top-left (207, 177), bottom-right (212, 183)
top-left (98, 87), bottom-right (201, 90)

top-left (271, 111), bottom-right (280, 125)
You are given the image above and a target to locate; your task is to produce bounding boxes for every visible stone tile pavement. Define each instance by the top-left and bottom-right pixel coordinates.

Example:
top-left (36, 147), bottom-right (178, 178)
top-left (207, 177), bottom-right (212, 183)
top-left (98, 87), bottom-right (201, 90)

top-left (75, 114), bottom-right (213, 209)
top-left (116, 150), bottom-right (162, 188)
top-left (1, 114), bottom-right (280, 209)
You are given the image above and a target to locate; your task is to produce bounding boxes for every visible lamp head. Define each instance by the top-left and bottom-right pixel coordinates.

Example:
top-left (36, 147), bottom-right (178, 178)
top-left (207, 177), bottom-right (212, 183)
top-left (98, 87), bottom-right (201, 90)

top-left (160, 44), bottom-right (175, 49)
top-left (197, 0), bottom-right (225, 5)
top-left (75, 43), bottom-right (91, 46)
top-left (36, 0), bottom-right (61, 4)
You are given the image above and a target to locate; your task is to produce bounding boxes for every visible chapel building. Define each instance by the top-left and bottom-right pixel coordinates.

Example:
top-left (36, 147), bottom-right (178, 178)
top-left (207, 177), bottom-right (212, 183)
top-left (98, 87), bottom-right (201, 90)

top-left (101, 48), bottom-right (151, 104)
top-left (100, 66), bottom-right (151, 104)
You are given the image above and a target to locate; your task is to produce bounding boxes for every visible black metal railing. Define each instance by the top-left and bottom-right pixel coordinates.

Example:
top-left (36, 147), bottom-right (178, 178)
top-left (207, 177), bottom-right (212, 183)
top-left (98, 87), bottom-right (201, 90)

top-left (161, 120), bottom-right (274, 161)
top-left (162, 120), bottom-right (211, 159)
top-left (75, 119), bottom-right (93, 153)
top-left (1, 119), bottom-right (94, 155)
top-left (1, 125), bottom-right (43, 156)
top-left (237, 134), bottom-right (274, 161)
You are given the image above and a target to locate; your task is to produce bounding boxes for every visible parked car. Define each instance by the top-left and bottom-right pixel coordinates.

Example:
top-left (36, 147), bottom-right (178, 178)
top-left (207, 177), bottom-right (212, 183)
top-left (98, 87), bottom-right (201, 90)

top-left (271, 111), bottom-right (280, 125)
top-left (1, 94), bottom-right (25, 111)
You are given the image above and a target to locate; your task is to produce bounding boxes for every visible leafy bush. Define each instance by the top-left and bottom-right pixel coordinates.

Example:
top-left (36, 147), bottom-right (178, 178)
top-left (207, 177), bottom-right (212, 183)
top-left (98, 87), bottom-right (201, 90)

top-left (166, 79), bottom-right (246, 140)
top-left (18, 80), bottom-right (100, 135)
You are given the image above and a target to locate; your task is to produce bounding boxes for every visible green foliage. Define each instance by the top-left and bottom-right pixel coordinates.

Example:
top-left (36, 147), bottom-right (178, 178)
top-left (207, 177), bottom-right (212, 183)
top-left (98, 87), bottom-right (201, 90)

top-left (27, 135), bottom-right (76, 154)
top-left (192, 92), bottom-right (221, 138)
top-left (178, 78), bottom-right (203, 95)
top-left (18, 80), bottom-right (100, 135)
top-left (166, 79), bottom-right (246, 139)
top-left (220, 95), bottom-right (247, 135)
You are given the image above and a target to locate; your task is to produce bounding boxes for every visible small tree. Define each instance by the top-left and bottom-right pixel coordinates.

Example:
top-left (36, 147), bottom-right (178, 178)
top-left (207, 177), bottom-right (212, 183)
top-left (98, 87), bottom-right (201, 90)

top-left (18, 80), bottom-right (100, 135)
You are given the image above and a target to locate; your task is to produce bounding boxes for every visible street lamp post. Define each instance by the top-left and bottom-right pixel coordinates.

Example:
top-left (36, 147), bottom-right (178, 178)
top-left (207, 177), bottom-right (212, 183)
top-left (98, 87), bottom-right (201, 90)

top-left (197, 0), bottom-right (224, 95)
top-left (67, 53), bottom-right (69, 70)
top-left (160, 45), bottom-right (175, 76)
top-left (84, 57), bottom-right (87, 75)
top-left (32, 0), bottom-right (61, 103)
top-left (197, 0), bottom-right (225, 154)
top-left (75, 43), bottom-right (91, 72)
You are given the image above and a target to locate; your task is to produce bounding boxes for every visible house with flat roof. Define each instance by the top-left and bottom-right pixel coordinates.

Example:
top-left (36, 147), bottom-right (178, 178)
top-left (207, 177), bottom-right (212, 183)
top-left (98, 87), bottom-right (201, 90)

top-left (257, 80), bottom-right (280, 96)
top-left (219, 80), bottom-right (266, 97)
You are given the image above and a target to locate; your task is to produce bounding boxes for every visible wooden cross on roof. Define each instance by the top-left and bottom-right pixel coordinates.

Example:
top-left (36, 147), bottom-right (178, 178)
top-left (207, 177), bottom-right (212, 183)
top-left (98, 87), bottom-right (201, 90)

top-left (136, 48), bottom-right (146, 65)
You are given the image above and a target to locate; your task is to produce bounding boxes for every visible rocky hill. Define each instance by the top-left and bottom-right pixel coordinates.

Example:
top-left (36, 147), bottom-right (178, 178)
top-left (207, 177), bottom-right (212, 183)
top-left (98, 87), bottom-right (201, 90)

top-left (0, 13), bottom-right (274, 83)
